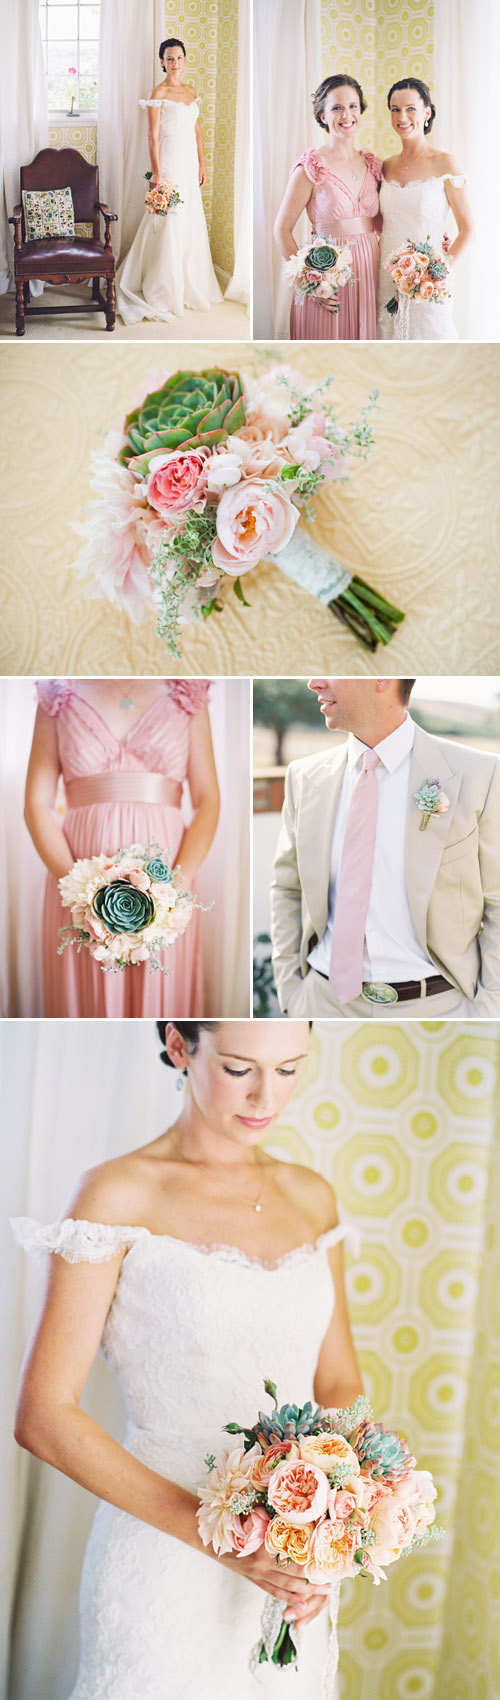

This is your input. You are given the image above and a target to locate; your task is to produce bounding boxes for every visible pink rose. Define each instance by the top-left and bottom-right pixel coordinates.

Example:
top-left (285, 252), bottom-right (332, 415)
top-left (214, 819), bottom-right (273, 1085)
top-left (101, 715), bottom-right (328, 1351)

top-left (127, 869), bottom-right (151, 893)
top-left (267, 1458), bottom-right (329, 1525)
top-left (305, 1517), bottom-right (357, 1582)
top-left (146, 450), bottom-right (209, 517)
top-left (128, 943), bottom-right (151, 964)
top-left (212, 479), bottom-right (299, 576)
top-left (232, 1506), bottom-right (270, 1557)
top-left (251, 1441), bottom-right (300, 1491)
top-left (394, 1469), bottom-right (437, 1537)
top-left (369, 1492), bottom-right (416, 1555)
top-left (283, 413), bottom-right (347, 481)
top-left (327, 1488), bottom-right (358, 1521)
top-left (419, 278), bottom-right (434, 299)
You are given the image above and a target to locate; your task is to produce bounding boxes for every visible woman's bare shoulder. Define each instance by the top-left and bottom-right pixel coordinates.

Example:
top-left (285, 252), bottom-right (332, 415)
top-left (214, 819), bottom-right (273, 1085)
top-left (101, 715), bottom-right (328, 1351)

top-left (63, 1148), bottom-right (160, 1229)
top-left (150, 81), bottom-right (167, 99)
top-left (274, 1161), bottom-right (338, 1235)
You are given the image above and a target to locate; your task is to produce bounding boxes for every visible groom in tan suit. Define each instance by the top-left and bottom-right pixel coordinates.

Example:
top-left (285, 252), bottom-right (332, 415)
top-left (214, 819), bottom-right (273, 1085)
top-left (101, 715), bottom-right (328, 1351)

top-left (270, 679), bottom-right (500, 1018)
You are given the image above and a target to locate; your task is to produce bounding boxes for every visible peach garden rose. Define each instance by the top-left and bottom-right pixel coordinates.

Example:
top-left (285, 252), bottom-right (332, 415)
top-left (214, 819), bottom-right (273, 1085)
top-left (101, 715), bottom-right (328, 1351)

top-left (264, 1517), bottom-right (314, 1566)
top-left (266, 1457), bottom-right (329, 1525)
top-left (212, 479), bottom-right (299, 576)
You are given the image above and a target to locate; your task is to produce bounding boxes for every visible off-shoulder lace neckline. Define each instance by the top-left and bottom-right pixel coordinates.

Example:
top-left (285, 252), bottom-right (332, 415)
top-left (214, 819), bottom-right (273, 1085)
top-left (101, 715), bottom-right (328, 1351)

top-left (381, 171), bottom-right (465, 188)
top-left (78, 1219), bottom-right (348, 1272)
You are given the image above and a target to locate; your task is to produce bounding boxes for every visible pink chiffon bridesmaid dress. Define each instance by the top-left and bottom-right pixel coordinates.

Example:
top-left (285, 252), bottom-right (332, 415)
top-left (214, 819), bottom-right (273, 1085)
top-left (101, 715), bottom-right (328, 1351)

top-left (37, 680), bottom-right (211, 1019)
top-left (289, 148), bottom-right (382, 341)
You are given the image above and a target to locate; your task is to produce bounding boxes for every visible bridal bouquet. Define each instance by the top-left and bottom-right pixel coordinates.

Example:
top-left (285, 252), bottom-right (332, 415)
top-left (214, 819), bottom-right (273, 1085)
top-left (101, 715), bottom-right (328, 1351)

top-left (385, 237), bottom-right (451, 327)
top-left (198, 1382), bottom-right (442, 1677)
top-left (58, 843), bottom-right (207, 972)
top-left (144, 172), bottom-right (182, 216)
top-left (70, 363), bottom-right (405, 656)
top-left (283, 239), bottom-right (353, 310)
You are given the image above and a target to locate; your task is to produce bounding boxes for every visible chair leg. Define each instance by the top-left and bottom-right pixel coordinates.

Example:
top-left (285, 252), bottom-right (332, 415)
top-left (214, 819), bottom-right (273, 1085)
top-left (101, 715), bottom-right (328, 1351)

top-left (105, 275), bottom-right (116, 331)
top-left (15, 279), bottom-right (25, 336)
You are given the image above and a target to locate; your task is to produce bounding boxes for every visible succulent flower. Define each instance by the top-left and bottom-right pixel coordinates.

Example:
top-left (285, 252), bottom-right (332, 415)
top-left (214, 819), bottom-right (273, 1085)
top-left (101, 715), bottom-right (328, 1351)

top-left (93, 880), bottom-right (155, 935)
top-left (254, 1401), bottom-right (326, 1449)
top-left (119, 368), bottom-right (246, 479)
top-left (350, 1420), bottom-right (416, 1484)
top-left (305, 241), bottom-right (339, 272)
top-left (143, 857), bottom-right (174, 883)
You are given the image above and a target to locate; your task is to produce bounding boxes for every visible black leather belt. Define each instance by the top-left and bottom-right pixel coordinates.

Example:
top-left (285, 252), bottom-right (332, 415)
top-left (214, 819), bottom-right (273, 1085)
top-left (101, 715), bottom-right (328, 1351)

top-left (316, 972), bottom-right (454, 1003)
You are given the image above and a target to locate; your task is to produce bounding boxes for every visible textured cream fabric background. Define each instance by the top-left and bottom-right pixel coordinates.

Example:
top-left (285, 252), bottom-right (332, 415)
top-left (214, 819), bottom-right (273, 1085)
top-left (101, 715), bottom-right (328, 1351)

top-left (1, 341), bottom-right (499, 677)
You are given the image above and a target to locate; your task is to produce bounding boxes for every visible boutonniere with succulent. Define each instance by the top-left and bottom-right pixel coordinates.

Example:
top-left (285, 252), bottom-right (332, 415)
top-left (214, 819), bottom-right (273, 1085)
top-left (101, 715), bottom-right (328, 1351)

top-left (414, 779), bottom-right (450, 831)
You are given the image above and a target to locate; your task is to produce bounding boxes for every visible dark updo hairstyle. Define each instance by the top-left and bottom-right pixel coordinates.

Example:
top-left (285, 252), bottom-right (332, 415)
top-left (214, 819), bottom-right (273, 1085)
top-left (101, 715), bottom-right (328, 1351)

top-left (159, 37), bottom-right (186, 68)
top-left (387, 78), bottom-right (436, 134)
top-left (157, 1020), bottom-right (313, 1067)
top-left (313, 74), bottom-right (367, 131)
top-left (157, 1021), bottom-right (215, 1064)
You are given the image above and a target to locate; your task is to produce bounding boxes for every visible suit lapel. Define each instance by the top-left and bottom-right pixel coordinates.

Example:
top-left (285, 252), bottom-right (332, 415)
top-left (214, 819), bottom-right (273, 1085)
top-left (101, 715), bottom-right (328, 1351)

top-left (297, 745), bottom-right (348, 937)
top-left (406, 726), bottom-right (463, 948)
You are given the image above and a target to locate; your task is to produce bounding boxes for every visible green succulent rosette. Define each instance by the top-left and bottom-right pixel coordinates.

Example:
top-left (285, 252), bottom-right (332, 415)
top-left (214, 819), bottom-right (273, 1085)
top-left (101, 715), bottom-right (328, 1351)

top-left (119, 368), bottom-right (246, 479)
top-left (93, 880), bottom-right (155, 935)
top-left (305, 241), bottom-right (339, 272)
top-left (143, 857), bottom-right (174, 883)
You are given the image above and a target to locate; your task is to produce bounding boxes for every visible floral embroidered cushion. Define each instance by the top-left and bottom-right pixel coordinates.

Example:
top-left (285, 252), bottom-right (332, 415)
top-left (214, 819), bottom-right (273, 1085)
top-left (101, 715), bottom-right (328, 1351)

top-left (22, 187), bottom-right (75, 241)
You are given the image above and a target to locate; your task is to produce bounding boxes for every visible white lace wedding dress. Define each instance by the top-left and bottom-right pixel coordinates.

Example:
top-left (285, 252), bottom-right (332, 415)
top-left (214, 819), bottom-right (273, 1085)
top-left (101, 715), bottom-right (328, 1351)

top-left (12, 1215), bottom-right (352, 1700)
top-left (378, 173), bottom-right (465, 340)
top-left (116, 98), bottom-right (222, 324)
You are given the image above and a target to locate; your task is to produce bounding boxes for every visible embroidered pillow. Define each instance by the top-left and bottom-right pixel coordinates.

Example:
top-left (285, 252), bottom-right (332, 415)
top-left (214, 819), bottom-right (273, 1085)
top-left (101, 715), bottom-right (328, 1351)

top-left (22, 187), bottom-right (75, 241)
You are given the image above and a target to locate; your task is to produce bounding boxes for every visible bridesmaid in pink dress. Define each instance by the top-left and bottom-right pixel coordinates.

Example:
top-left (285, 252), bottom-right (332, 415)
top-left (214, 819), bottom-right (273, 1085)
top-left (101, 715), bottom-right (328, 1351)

top-left (24, 679), bottom-right (220, 1019)
top-left (274, 75), bottom-right (381, 341)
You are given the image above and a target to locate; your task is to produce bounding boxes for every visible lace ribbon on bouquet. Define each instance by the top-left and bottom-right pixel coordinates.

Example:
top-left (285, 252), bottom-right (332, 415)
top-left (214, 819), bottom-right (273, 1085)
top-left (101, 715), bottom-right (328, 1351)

top-left (248, 1580), bottom-right (341, 1694)
top-left (393, 293), bottom-right (412, 341)
top-left (270, 531), bottom-right (352, 605)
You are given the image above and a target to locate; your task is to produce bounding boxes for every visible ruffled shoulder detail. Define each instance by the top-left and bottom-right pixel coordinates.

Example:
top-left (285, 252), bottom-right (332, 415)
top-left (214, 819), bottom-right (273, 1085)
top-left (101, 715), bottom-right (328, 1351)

top-left (291, 149), bottom-right (327, 185)
top-left (360, 149), bottom-right (383, 184)
top-left (444, 173), bottom-right (466, 187)
top-left (139, 98), bottom-right (164, 109)
top-left (36, 679), bottom-right (72, 718)
top-left (167, 680), bottom-right (211, 716)
top-left (11, 1216), bottom-right (147, 1264)
top-left (317, 1222), bottom-right (361, 1258)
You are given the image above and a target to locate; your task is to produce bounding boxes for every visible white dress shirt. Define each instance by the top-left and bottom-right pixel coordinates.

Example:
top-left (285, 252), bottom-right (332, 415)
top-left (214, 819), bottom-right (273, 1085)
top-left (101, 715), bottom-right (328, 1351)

top-left (308, 714), bottom-right (438, 983)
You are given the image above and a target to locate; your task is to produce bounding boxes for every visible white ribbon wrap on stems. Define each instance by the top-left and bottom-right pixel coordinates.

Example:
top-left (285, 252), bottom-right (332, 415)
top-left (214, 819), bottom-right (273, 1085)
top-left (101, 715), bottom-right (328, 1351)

top-left (270, 532), bottom-right (352, 607)
top-left (394, 292), bottom-right (411, 341)
top-left (248, 1580), bottom-right (341, 1693)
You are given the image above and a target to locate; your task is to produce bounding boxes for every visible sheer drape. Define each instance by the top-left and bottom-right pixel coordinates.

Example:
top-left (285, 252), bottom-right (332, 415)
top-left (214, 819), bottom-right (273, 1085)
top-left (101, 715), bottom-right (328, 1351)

top-left (225, 0), bottom-right (250, 311)
top-left (253, 0), bottom-right (321, 338)
top-left (0, 681), bottom-right (250, 1019)
top-left (0, 0), bottom-right (48, 295)
top-left (97, 0), bottom-right (164, 268)
top-left (433, 0), bottom-right (500, 341)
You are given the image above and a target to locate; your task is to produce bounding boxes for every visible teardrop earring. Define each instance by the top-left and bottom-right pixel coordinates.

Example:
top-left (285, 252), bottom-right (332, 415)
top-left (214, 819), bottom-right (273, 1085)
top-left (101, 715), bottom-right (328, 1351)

top-left (176, 1070), bottom-right (186, 1092)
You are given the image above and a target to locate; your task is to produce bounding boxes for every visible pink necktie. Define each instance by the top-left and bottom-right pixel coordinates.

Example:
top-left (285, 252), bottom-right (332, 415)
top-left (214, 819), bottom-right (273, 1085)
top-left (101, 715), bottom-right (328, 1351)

top-left (329, 749), bottom-right (380, 1004)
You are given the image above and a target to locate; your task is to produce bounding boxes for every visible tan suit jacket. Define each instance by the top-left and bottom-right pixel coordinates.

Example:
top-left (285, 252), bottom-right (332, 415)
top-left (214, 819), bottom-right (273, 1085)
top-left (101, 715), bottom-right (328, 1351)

top-left (270, 724), bottom-right (500, 1015)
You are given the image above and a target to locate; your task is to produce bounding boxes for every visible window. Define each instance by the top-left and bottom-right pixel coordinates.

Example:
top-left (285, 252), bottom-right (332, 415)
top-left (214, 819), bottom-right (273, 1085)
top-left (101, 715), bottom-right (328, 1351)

top-left (39, 2), bottom-right (100, 114)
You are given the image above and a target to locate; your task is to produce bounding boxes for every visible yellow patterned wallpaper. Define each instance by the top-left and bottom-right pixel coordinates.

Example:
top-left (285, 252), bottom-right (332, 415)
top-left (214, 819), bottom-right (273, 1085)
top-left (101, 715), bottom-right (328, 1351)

top-left (261, 1020), bottom-right (500, 1700)
top-left (164, 0), bottom-right (238, 276)
top-left (48, 122), bottom-right (97, 165)
top-left (320, 0), bottom-right (434, 158)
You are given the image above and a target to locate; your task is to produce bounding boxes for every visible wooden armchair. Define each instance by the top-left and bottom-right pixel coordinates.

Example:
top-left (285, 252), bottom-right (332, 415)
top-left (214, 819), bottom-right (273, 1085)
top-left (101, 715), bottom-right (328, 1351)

top-left (8, 147), bottom-right (118, 335)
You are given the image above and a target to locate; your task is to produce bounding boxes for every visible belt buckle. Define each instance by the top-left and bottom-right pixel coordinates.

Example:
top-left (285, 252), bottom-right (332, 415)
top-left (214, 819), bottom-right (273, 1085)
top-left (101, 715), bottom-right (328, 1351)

top-left (361, 981), bottom-right (399, 1005)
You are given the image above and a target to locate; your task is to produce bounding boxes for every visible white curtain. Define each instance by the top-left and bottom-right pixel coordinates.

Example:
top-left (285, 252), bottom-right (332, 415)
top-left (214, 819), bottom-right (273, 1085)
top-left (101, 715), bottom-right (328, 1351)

top-left (0, 0), bottom-right (48, 295)
top-left (253, 0), bottom-right (321, 339)
top-left (225, 0), bottom-right (250, 311)
top-left (0, 680), bottom-right (250, 1019)
top-left (97, 0), bottom-right (164, 267)
top-left (433, 0), bottom-right (500, 341)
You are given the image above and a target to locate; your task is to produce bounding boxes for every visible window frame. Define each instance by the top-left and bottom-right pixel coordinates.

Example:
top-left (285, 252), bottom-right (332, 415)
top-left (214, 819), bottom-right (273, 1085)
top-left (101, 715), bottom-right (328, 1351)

top-left (39, 0), bottom-right (100, 120)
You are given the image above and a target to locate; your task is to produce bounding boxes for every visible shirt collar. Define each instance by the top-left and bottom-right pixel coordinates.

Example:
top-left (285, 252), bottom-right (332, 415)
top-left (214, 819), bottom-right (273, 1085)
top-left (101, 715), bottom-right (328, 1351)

top-left (347, 712), bottom-right (415, 774)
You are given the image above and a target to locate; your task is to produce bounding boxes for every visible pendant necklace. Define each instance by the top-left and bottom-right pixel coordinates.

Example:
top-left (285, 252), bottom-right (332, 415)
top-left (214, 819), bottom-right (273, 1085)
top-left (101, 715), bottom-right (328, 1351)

top-left (120, 693), bottom-right (134, 710)
top-left (196, 1158), bottom-right (267, 1214)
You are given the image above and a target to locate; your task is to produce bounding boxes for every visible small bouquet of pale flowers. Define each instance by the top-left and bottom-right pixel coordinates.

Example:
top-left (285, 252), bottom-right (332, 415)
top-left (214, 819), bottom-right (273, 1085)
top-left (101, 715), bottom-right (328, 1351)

top-left (144, 172), bottom-right (182, 216)
top-left (58, 843), bottom-right (209, 972)
top-left (70, 362), bottom-right (405, 657)
top-left (197, 1382), bottom-right (442, 1679)
top-left (283, 238), bottom-right (353, 311)
top-left (385, 236), bottom-right (451, 335)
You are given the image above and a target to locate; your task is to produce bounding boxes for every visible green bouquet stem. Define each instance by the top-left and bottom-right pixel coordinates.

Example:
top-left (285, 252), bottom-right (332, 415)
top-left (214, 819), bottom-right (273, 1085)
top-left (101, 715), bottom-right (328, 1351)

top-left (258, 1621), bottom-right (298, 1668)
top-left (329, 575), bottom-right (405, 652)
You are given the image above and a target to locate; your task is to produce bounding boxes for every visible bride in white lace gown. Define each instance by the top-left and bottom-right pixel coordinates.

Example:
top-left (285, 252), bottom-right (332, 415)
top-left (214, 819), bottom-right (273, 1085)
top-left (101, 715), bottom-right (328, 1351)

top-left (13, 1021), bottom-right (363, 1700)
top-left (378, 77), bottom-right (474, 340)
top-left (116, 38), bottom-right (222, 325)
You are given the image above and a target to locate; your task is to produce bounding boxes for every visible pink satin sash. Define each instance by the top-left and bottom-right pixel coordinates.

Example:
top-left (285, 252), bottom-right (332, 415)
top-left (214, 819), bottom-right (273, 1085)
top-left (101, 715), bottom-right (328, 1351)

top-left (64, 773), bottom-right (183, 809)
top-left (313, 216), bottom-right (377, 239)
